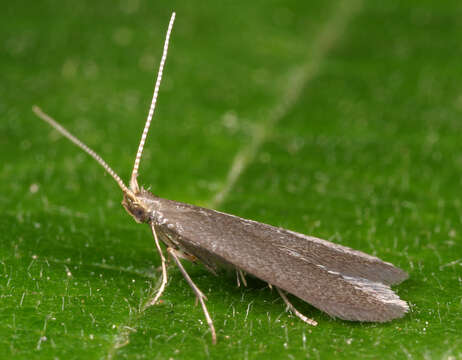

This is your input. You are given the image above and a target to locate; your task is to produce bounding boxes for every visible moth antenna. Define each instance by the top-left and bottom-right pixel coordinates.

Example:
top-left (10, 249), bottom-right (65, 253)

top-left (32, 106), bottom-right (130, 194)
top-left (130, 12), bottom-right (176, 192)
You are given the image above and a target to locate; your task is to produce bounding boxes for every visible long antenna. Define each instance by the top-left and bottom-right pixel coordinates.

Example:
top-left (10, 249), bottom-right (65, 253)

top-left (32, 105), bottom-right (130, 194)
top-left (130, 12), bottom-right (176, 192)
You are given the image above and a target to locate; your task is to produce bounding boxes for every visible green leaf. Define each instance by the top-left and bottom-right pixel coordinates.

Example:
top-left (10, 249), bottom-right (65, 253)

top-left (1, 0), bottom-right (461, 359)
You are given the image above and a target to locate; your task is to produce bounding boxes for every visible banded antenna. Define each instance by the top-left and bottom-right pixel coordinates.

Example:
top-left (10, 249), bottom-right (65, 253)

top-left (130, 12), bottom-right (176, 193)
top-left (32, 105), bottom-right (130, 194)
top-left (32, 13), bottom-right (176, 196)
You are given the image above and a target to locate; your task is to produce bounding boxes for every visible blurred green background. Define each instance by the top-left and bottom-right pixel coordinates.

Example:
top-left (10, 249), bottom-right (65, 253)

top-left (1, 0), bottom-right (461, 359)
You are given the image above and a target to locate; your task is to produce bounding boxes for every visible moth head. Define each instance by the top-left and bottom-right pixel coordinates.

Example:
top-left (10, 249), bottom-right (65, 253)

top-left (122, 190), bottom-right (150, 223)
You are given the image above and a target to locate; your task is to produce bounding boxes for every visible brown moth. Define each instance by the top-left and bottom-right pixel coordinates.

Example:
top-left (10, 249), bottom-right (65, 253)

top-left (33, 12), bottom-right (409, 344)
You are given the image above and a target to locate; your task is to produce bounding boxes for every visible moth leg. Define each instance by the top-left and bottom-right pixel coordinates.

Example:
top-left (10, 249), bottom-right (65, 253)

top-left (167, 247), bottom-right (217, 344)
top-left (146, 224), bottom-right (168, 307)
top-left (235, 269), bottom-right (247, 287)
top-left (170, 249), bottom-right (204, 306)
top-left (276, 287), bottom-right (318, 326)
top-left (238, 269), bottom-right (247, 287)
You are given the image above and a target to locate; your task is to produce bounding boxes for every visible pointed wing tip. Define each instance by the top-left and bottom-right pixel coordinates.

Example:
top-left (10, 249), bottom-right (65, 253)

top-left (360, 278), bottom-right (410, 322)
top-left (383, 293), bottom-right (409, 316)
top-left (374, 298), bottom-right (409, 322)
top-left (381, 264), bottom-right (409, 285)
top-left (391, 269), bottom-right (409, 285)
top-left (322, 274), bottom-right (410, 323)
top-left (329, 297), bottom-right (409, 323)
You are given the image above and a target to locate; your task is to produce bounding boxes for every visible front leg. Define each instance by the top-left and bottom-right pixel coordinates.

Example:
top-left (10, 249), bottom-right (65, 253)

top-left (167, 247), bottom-right (217, 344)
top-left (146, 223), bottom-right (168, 307)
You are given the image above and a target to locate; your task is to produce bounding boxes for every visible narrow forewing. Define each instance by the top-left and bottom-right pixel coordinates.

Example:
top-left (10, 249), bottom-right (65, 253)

top-left (153, 197), bottom-right (409, 322)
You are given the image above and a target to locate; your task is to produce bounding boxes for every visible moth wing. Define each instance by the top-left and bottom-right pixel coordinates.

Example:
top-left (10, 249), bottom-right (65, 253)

top-left (154, 197), bottom-right (407, 284)
top-left (154, 197), bottom-right (409, 322)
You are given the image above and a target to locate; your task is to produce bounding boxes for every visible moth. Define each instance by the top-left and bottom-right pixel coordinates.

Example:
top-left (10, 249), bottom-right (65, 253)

top-left (33, 12), bottom-right (409, 344)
